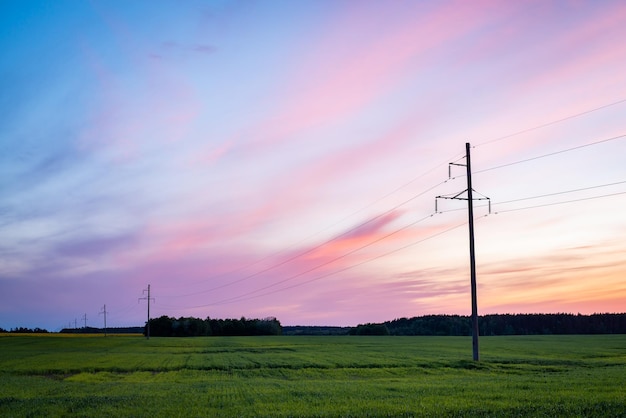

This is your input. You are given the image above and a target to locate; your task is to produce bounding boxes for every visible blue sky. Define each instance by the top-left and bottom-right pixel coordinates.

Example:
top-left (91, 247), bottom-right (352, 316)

top-left (1, 0), bottom-right (625, 331)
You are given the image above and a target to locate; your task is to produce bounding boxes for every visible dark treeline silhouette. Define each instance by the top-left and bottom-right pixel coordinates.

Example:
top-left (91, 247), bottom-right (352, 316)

top-left (359, 313), bottom-right (626, 336)
top-left (349, 323), bottom-right (390, 335)
top-left (283, 326), bottom-right (352, 336)
top-left (5, 313), bottom-right (624, 336)
top-left (146, 316), bottom-right (282, 337)
top-left (59, 326), bottom-right (144, 334)
top-left (0, 327), bottom-right (49, 333)
top-left (479, 313), bottom-right (626, 335)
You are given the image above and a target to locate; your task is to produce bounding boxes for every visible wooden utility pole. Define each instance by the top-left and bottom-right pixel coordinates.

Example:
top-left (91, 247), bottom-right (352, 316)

top-left (435, 142), bottom-right (488, 361)
top-left (139, 285), bottom-right (154, 339)
top-left (99, 304), bottom-right (108, 337)
top-left (465, 142), bottom-right (480, 362)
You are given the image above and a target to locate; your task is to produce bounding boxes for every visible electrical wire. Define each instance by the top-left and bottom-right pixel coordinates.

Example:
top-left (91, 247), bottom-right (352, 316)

top-left (165, 178), bottom-right (451, 298)
top-left (437, 180), bottom-right (626, 214)
top-left (474, 98), bottom-right (626, 147)
top-left (182, 215), bottom-right (475, 308)
top-left (149, 98), bottom-right (626, 311)
top-left (494, 191), bottom-right (626, 214)
top-left (162, 141), bottom-right (625, 306)
top-left (475, 134), bottom-right (626, 174)
top-left (156, 153), bottom-right (460, 295)
top-left (165, 212), bottom-right (438, 308)
top-left (157, 183), bottom-right (626, 312)
top-left (494, 181), bottom-right (626, 205)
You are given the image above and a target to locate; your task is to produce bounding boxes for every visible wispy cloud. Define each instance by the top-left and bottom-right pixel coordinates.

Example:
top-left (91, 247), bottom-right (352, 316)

top-left (2, 1), bottom-right (625, 329)
top-left (192, 44), bottom-right (216, 54)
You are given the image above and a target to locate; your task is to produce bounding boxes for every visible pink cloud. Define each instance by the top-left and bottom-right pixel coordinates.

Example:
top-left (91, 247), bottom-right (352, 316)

top-left (471, 2), bottom-right (626, 160)
top-left (128, 210), bottom-right (458, 319)
top-left (128, 218), bottom-right (241, 265)
top-left (199, 216), bottom-right (467, 308)
top-left (62, 209), bottom-right (626, 326)
top-left (302, 210), bottom-right (405, 261)
top-left (248, 2), bottom-right (508, 151)
top-left (187, 137), bottom-right (235, 167)
top-left (77, 60), bottom-right (201, 163)
top-left (283, 266), bottom-right (474, 325)
top-left (478, 245), bottom-right (626, 315)
top-left (192, 44), bottom-right (216, 54)
top-left (61, 3), bottom-right (626, 327)
top-left (515, 3), bottom-right (626, 93)
top-left (237, 114), bottom-right (441, 236)
top-left (77, 7), bottom-right (203, 164)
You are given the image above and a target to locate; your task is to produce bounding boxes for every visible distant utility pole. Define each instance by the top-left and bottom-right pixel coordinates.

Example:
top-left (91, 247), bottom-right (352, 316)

top-left (99, 305), bottom-right (108, 337)
top-left (435, 142), bottom-right (490, 362)
top-left (82, 313), bottom-right (88, 329)
top-left (138, 285), bottom-right (155, 339)
top-left (74, 318), bottom-right (78, 329)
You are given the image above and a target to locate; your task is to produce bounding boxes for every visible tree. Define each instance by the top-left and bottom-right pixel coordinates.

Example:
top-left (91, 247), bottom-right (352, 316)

top-left (350, 323), bottom-right (389, 335)
top-left (147, 315), bottom-right (282, 337)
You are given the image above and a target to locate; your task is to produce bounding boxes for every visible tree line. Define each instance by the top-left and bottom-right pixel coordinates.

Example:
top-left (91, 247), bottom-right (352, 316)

top-left (351, 313), bottom-right (626, 336)
top-left (0, 327), bottom-right (49, 334)
top-left (5, 313), bottom-right (625, 336)
top-left (282, 326), bottom-right (352, 336)
top-left (59, 326), bottom-right (144, 334)
top-left (146, 316), bottom-right (283, 337)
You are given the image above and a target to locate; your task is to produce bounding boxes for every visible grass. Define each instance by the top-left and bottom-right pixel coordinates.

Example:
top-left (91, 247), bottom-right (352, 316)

top-left (0, 334), bottom-right (624, 416)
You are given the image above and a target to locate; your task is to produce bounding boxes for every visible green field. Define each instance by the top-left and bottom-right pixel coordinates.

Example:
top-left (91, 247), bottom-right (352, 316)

top-left (1, 334), bottom-right (625, 417)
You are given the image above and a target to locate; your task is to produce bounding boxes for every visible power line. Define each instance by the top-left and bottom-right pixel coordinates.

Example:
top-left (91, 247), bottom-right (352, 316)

top-left (475, 134), bottom-right (626, 174)
top-left (159, 103), bottom-right (626, 300)
top-left (205, 217), bottom-right (476, 308)
top-left (161, 140), bottom-right (625, 308)
top-left (158, 149), bottom-right (463, 297)
top-left (147, 98), bottom-right (626, 311)
top-left (494, 181), bottom-right (626, 205)
top-left (165, 178), bottom-right (451, 299)
top-left (438, 180), bottom-right (626, 214)
top-left (350, 152), bottom-right (465, 213)
top-left (106, 301), bottom-right (143, 326)
top-left (474, 98), bottom-right (626, 147)
top-left (155, 173), bottom-right (626, 314)
top-left (161, 189), bottom-right (625, 311)
top-left (256, 188), bottom-right (626, 303)
top-left (166, 212), bottom-right (438, 308)
top-left (494, 190), bottom-right (626, 214)
top-left (152, 160), bottom-right (623, 315)
top-left (173, 215), bottom-right (467, 308)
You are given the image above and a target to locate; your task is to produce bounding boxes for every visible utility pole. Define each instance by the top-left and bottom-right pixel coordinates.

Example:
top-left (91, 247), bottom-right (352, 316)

top-left (435, 142), bottom-right (489, 361)
top-left (99, 305), bottom-right (108, 337)
top-left (465, 143), bottom-right (480, 362)
top-left (74, 318), bottom-right (78, 329)
top-left (82, 313), bottom-right (88, 329)
top-left (138, 285), bottom-right (155, 339)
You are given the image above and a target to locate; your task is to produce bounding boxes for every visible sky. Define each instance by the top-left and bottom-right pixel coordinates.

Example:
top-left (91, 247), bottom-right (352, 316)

top-left (1, 0), bottom-right (625, 331)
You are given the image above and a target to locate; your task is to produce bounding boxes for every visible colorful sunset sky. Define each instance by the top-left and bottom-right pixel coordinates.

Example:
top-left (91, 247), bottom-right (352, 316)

top-left (1, 1), bottom-right (625, 331)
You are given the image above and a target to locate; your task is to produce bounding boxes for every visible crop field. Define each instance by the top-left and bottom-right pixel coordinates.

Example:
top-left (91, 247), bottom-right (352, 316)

top-left (0, 334), bottom-right (625, 417)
